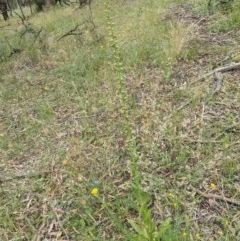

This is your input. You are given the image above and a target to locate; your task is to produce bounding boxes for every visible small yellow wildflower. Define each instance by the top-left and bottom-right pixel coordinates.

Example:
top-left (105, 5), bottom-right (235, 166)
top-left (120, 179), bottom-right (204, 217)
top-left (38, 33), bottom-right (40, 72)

top-left (168, 192), bottom-right (175, 198)
top-left (210, 183), bottom-right (216, 189)
top-left (39, 73), bottom-right (44, 79)
top-left (182, 232), bottom-right (187, 237)
top-left (42, 85), bottom-right (49, 91)
top-left (219, 230), bottom-right (223, 236)
top-left (91, 188), bottom-right (99, 196)
top-left (196, 233), bottom-right (200, 239)
top-left (56, 232), bottom-right (62, 238)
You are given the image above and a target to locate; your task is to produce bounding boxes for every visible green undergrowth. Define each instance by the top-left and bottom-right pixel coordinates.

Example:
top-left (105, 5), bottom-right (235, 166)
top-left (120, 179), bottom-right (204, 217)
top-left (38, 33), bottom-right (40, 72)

top-left (0, 0), bottom-right (240, 240)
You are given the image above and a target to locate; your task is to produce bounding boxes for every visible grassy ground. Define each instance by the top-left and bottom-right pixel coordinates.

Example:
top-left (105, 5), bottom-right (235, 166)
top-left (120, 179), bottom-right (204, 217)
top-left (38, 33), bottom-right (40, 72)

top-left (0, 0), bottom-right (240, 240)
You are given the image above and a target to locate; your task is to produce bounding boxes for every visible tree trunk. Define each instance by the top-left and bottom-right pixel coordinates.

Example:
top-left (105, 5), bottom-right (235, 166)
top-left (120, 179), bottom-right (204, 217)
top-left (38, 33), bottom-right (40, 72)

top-left (0, 0), bottom-right (9, 20)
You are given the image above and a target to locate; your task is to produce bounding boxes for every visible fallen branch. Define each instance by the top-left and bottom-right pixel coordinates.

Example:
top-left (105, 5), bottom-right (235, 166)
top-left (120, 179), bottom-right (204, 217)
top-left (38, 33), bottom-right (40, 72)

top-left (57, 24), bottom-right (82, 41)
top-left (193, 62), bottom-right (240, 84)
top-left (205, 71), bottom-right (223, 103)
top-left (189, 185), bottom-right (240, 206)
top-left (57, 20), bottom-right (96, 41)
top-left (213, 72), bottom-right (223, 94)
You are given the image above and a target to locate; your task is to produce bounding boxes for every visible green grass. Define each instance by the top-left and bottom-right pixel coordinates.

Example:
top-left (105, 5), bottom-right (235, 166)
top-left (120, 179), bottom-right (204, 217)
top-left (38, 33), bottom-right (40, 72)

top-left (1, 0), bottom-right (240, 240)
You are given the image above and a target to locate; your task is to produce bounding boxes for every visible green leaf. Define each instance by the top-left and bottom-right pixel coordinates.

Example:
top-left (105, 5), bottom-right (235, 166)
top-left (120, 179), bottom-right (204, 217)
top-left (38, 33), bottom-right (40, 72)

top-left (128, 219), bottom-right (149, 240)
top-left (155, 218), bottom-right (172, 239)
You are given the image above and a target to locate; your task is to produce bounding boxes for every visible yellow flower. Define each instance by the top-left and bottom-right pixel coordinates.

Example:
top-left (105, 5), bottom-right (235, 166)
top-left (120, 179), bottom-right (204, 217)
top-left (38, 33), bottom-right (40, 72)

top-left (182, 232), bottom-right (187, 237)
top-left (219, 230), bottom-right (223, 236)
top-left (39, 73), bottom-right (44, 79)
top-left (210, 183), bottom-right (216, 189)
top-left (91, 188), bottom-right (99, 196)
top-left (42, 85), bottom-right (49, 91)
top-left (168, 192), bottom-right (175, 198)
top-left (196, 233), bottom-right (200, 238)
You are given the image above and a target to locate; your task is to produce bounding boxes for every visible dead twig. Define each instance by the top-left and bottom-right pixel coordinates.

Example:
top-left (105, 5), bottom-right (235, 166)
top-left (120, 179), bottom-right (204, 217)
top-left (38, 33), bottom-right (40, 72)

top-left (171, 62), bottom-right (239, 114)
top-left (205, 71), bottom-right (223, 103)
top-left (57, 24), bottom-right (82, 41)
top-left (57, 20), bottom-right (96, 41)
top-left (181, 138), bottom-right (222, 144)
top-left (213, 72), bottom-right (223, 94)
top-left (189, 185), bottom-right (240, 206)
top-left (193, 62), bottom-right (240, 84)
top-left (216, 122), bottom-right (240, 139)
